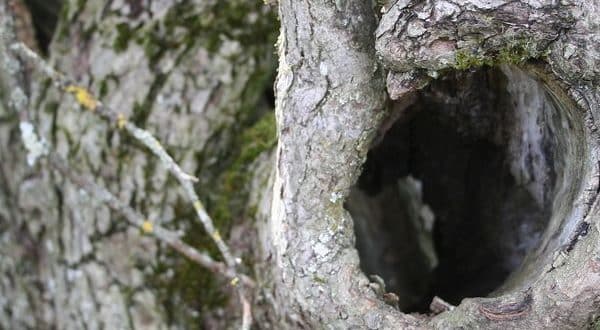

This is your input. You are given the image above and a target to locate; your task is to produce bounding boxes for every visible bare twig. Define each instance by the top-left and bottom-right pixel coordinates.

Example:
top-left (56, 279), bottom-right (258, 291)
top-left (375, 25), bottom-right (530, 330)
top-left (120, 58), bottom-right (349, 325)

top-left (47, 153), bottom-right (254, 287)
top-left (240, 291), bottom-right (252, 330)
top-left (11, 42), bottom-right (238, 273)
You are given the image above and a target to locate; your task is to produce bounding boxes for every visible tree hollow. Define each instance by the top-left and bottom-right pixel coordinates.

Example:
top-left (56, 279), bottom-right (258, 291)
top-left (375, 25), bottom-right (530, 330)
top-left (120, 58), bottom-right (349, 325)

top-left (346, 65), bottom-right (586, 313)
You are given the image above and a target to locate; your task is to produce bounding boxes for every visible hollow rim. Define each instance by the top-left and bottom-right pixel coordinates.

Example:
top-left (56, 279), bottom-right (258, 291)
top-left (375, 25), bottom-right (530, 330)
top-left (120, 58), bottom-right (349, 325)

top-left (474, 66), bottom-right (594, 325)
top-left (348, 64), bottom-right (590, 311)
top-left (345, 63), bottom-right (600, 323)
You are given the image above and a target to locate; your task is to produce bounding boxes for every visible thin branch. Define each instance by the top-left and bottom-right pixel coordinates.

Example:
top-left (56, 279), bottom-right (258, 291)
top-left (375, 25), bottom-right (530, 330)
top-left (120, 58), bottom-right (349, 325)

top-left (3, 26), bottom-right (253, 327)
top-left (47, 152), bottom-right (254, 287)
top-left (11, 41), bottom-right (238, 272)
top-left (240, 291), bottom-right (252, 330)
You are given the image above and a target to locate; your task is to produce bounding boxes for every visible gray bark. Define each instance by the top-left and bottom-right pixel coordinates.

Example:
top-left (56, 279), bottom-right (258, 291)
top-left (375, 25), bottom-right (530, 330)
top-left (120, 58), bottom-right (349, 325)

top-left (1, 0), bottom-right (276, 328)
top-left (267, 0), bottom-right (600, 328)
top-left (266, 0), bottom-right (412, 326)
top-left (2, 0), bottom-right (600, 329)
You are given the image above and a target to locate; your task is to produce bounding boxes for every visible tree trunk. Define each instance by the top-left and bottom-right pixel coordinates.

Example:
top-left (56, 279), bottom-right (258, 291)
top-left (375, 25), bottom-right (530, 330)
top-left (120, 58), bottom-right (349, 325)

top-left (2, 0), bottom-right (600, 329)
top-left (1, 0), bottom-right (277, 328)
top-left (266, 0), bottom-right (600, 328)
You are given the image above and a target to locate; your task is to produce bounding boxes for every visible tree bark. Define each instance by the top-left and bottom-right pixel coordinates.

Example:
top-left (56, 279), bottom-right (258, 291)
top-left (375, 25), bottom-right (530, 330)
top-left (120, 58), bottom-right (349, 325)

top-left (2, 0), bottom-right (600, 329)
top-left (1, 0), bottom-right (277, 328)
top-left (267, 0), bottom-right (600, 328)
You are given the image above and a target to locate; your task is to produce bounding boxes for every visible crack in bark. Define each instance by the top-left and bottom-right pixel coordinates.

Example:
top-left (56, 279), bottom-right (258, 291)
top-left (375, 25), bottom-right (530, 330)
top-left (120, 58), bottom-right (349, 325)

top-left (478, 296), bottom-right (532, 321)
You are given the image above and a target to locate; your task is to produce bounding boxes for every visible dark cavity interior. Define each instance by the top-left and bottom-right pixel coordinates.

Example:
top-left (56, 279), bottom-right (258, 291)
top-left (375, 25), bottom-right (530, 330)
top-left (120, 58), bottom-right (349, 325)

top-left (23, 0), bottom-right (62, 54)
top-left (346, 66), bottom-right (578, 313)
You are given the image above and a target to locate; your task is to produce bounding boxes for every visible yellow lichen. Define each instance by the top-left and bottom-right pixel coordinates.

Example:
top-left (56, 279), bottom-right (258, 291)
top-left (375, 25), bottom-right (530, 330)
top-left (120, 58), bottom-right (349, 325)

top-left (142, 220), bottom-right (154, 233)
top-left (64, 85), bottom-right (98, 111)
top-left (117, 113), bottom-right (127, 129)
top-left (193, 200), bottom-right (204, 211)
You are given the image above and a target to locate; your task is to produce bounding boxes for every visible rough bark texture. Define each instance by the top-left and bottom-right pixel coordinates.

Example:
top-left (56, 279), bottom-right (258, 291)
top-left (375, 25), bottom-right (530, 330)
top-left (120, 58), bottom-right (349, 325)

top-left (347, 66), bottom-right (574, 311)
top-left (268, 0), bottom-right (600, 328)
top-left (0, 0), bottom-right (277, 328)
top-left (373, 1), bottom-right (600, 328)
top-left (266, 0), bottom-right (422, 328)
top-left (2, 0), bottom-right (600, 328)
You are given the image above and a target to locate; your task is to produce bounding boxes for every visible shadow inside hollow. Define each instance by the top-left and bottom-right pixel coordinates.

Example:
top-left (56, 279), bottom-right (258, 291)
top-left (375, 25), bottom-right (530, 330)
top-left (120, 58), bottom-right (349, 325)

top-left (347, 67), bottom-right (554, 312)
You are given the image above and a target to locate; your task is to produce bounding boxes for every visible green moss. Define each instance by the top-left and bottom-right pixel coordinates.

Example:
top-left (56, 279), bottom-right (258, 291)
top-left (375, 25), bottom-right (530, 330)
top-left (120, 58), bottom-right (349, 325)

top-left (453, 39), bottom-right (543, 70)
top-left (104, 0), bottom-right (278, 70)
top-left (137, 2), bottom-right (277, 324)
top-left (144, 88), bottom-right (275, 328)
top-left (45, 101), bottom-right (60, 145)
top-left (160, 0), bottom-right (278, 54)
top-left (497, 42), bottom-right (539, 65)
top-left (453, 50), bottom-right (493, 70)
top-left (230, 111), bottom-right (276, 175)
top-left (98, 74), bottom-right (119, 99)
top-left (98, 79), bottom-right (109, 99)
top-left (211, 111), bottom-right (277, 228)
top-left (140, 25), bottom-right (175, 66)
top-left (148, 111), bottom-right (276, 326)
top-left (149, 198), bottom-right (228, 327)
top-left (0, 112), bottom-right (17, 124)
top-left (113, 22), bottom-right (134, 52)
top-left (54, 0), bottom-right (73, 40)
top-left (313, 275), bottom-right (327, 284)
top-left (129, 73), bottom-right (168, 127)
top-left (76, 0), bottom-right (86, 11)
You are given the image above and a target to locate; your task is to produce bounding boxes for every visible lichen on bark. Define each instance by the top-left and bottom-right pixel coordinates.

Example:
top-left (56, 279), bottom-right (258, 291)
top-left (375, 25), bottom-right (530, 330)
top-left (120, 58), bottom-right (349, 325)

top-left (3, 0), bottom-right (600, 328)
top-left (1, 0), bottom-right (278, 328)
